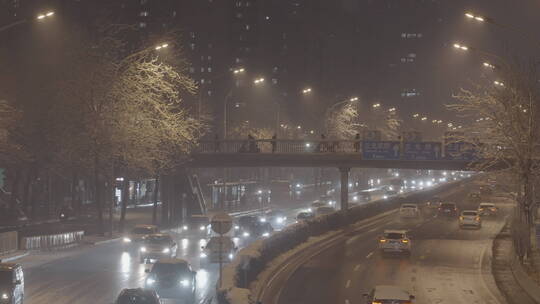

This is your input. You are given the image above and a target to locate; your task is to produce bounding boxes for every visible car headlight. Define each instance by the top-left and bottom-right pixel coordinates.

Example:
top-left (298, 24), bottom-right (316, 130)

top-left (383, 195), bottom-right (388, 199)
top-left (229, 253), bottom-right (234, 260)
top-left (260, 217), bottom-right (266, 223)
top-left (234, 225), bottom-right (240, 230)
top-left (200, 252), bottom-right (207, 258)
top-left (199, 226), bottom-right (205, 231)
top-left (1, 293), bottom-right (9, 300)
top-left (146, 278), bottom-right (155, 285)
top-left (140, 247), bottom-right (147, 252)
top-left (123, 237), bottom-right (131, 243)
top-left (262, 232), bottom-right (270, 237)
top-left (183, 225), bottom-right (188, 230)
top-left (180, 279), bottom-right (190, 287)
top-left (243, 232), bottom-right (250, 237)
top-left (276, 217), bottom-right (284, 224)
top-left (162, 247), bottom-right (170, 253)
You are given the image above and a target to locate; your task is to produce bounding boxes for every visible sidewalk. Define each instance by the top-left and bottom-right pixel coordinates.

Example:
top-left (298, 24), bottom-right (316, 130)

top-left (492, 225), bottom-right (537, 304)
top-left (0, 250), bottom-right (29, 263)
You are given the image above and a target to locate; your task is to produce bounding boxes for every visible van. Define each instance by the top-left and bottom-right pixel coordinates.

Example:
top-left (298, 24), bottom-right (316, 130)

top-left (0, 263), bottom-right (24, 304)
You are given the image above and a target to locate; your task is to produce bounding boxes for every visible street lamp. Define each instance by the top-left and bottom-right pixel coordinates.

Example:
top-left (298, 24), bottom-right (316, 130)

top-left (464, 12), bottom-right (485, 22)
top-left (412, 113), bottom-right (420, 118)
top-left (421, 116), bottom-right (427, 121)
top-left (388, 107), bottom-right (396, 112)
top-left (253, 77), bottom-right (265, 84)
top-left (233, 68), bottom-right (245, 74)
top-left (302, 88), bottom-right (312, 94)
top-left (453, 43), bottom-right (468, 51)
top-left (372, 103), bottom-right (381, 109)
top-left (483, 62), bottom-right (496, 69)
top-left (37, 11), bottom-right (55, 20)
top-left (494, 80), bottom-right (505, 87)
top-left (154, 43), bottom-right (169, 50)
top-left (349, 96), bottom-right (359, 102)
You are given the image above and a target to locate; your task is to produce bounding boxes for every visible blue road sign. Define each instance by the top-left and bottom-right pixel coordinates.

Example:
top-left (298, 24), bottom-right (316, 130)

top-left (445, 142), bottom-right (476, 161)
top-left (403, 142), bottom-right (442, 160)
top-left (362, 141), bottom-right (400, 160)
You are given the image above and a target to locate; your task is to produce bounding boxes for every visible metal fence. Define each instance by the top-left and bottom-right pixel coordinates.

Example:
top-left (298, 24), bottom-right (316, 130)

top-left (196, 140), bottom-right (360, 154)
top-left (0, 231), bottom-right (18, 256)
top-left (20, 231), bottom-right (84, 250)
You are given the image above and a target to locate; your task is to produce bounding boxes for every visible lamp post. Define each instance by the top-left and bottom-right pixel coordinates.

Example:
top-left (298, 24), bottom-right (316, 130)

top-left (222, 68), bottom-right (247, 139)
top-left (0, 11), bottom-right (55, 33)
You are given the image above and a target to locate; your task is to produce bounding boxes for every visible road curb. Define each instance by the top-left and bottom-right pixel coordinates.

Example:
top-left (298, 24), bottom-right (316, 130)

top-left (83, 237), bottom-right (121, 245)
top-left (0, 251), bottom-right (29, 262)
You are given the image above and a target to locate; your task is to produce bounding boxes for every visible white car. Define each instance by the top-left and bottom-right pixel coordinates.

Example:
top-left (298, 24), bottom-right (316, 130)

top-left (122, 224), bottom-right (159, 249)
top-left (364, 285), bottom-right (415, 304)
top-left (378, 230), bottom-right (411, 255)
top-left (200, 236), bottom-right (237, 265)
top-left (315, 206), bottom-right (335, 216)
top-left (459, 210), bottom-right (482, 229)
top-left (399, 203), bottom-right (420, 218)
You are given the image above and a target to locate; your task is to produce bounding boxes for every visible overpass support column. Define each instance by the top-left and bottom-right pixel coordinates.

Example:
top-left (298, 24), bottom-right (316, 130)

top-left (339, 167), bottom-right (350, 211)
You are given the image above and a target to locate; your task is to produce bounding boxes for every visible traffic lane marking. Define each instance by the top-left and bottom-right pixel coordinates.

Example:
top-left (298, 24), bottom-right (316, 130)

top-left (366, 251), bottom-right (374, 259)
top-left (345, 279), bottom-right (351, 288)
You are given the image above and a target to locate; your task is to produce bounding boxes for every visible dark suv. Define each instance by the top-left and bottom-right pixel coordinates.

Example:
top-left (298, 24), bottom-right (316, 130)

top-left (437, 202), bottom-right (458, 218)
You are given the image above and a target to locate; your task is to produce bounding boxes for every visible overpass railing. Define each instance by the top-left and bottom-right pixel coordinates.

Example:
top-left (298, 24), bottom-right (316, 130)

top-left (198, 139), bottom-right (362, 154)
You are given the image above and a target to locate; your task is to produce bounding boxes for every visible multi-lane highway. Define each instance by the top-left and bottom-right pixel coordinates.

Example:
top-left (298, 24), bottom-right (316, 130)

top-left (277, 180), bottom-right (514, 304)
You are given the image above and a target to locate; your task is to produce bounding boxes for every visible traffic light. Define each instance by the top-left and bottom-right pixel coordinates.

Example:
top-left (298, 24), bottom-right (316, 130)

top-left (0, 168), bottom-right (5, 189)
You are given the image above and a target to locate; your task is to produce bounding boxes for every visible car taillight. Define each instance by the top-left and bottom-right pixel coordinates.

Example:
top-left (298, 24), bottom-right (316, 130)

top-left (379, 239), bottom-right (387, 243)
top-left (459, 216), bottom-right (464, 220)
top-left (454, 208), bottom-right (457, 211)
top-left (491, 208), bottom-right (497, 211)
top-left (401, 239), bottom-right (409, 243)
top-left (475, 216), bottom-right (480, 221)
top-left (479, 208), bottom-right (484, 210)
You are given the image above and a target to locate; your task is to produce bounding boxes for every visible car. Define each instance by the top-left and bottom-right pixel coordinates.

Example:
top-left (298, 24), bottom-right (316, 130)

top-left (399, 203), bottom-right (420, 218)
top-left (0, 263), bottom-right (24, 304)
top-left (181, 215), bottom-right (210, 235)
top-left (200, 236), bottom-right (237, 265)
top-left (479, 185), bottom-right (493, 196)
top-left (459, 210), bottom-right (482, 229)
top-left (378, 230), bottom-right (411, 255)
top-left (363, 285), bottom-right (415, 304)
top-left (144, 258), bottom-right (196, 301)
top-left (426, 195), bottom-right (442, 209)
top-left (123, 225), bottom-right (159, 249)
top-left (263, 210), bottom-right (288, 227)
top-left (139, 233), bottom-right (178, 263)
top-left (296, 211), bottom-right (314, 222)
top-left (235, 215), bottom-right (259, 235)
top-left (437, 202), bottom-right (458, 218)
top-left (315, 206), bottom-right (335, 216)
top-left (311, 201), bottom-right (326, 210)
top-left (354, 191), bottom-right (372, 203)
top-left (319, 194), bottom-right (336, 207)
top-left (383, 190), bottom-right (398, 199)
top-left (115, 288), bottom-right (160, 304)
top-left (478, 202), bottom-right (498, 217)
top-left (239, 220), bottom-right (274, 238)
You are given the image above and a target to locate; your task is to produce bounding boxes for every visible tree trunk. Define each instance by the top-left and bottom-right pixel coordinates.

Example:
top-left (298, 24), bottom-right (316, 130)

top-left (119, 178), bottom-right (129, 232)
top-left (152, 175), bottom-right (160, 225)
top-left (94, 155), bottom-right (103, 235)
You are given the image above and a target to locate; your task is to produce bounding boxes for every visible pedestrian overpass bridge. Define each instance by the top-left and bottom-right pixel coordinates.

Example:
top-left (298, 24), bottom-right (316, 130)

top-left (188, 139), bottom-right (488, 210)
top-left (188, 139), bottom-right (478, 171)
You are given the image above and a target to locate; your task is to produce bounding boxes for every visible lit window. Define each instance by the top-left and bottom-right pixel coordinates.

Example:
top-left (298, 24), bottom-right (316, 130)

top-left (139, 22), bottom-right (147, 28)
top-left (190, 43), bottom-right (195, 50)
top-left (401, 33), bottom-right (406, 38)
top-left (207, 67), bottom-right (212, 72)
top-left (201, 79), bottom-right (205, 84)
top-left (408, 53), bottom-right (416, 58)
top-left (189, 67), bottom-right (195, 73)
top-left (272, 78), bottom-right (278, 84)
top-left (235, 58), bottom-right (240, 63)
top-left (140, 11), bottom-right (148, 17)
top-left (190, 32), bottom-right (196, 38)
top-left (207, 55), bottom-right (212, 60)
top-left (208, 90), bottom-right (212, 96)
top-left (245, 24), bottom-right (250, 30)
top-left (417, 33), bottom-right (423, 38)
top-left (236, 1), bottom-right (242, 7)
top-left (265, 16), bottom-right (270, 20)
top-left (236, 12), bottom-right (243, 19)
top-left (140, 0), bottom-right (148, 4)
top-left (273, 66), bottom-right (279, 73)
top-left (172, 11), bottom-right (177, 17)
top-left (201, 67), bottom-right (205, 72)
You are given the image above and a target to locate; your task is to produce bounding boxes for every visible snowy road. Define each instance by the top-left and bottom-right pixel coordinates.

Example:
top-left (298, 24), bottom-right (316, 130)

top-left (277, 182), bottom-right (514, 304)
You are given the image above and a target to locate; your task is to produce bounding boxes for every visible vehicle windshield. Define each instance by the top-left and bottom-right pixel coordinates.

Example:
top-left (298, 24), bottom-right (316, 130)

top-left (384, 233), bottom-right (405, 239)
top-left (151, 263), bottom-right (189, 277)
top-left (401, 204), bottom-right (416, 209)
top-left (462, 211), bottom-right (477, 216)
top-left (239, 217), bottom-right (257, 225)
top-left (144, 235), bottom-right (171, 244)
top-left (207, 238), bottom-right (233, 249)
top-left (189, 217), bottom-right (209, 225)
top-left (0, 271), bottom-right (12, 285)
top-left (117, 293), bottom-right (158, 304)
top-left (131, 227), bottom-right (154, 235)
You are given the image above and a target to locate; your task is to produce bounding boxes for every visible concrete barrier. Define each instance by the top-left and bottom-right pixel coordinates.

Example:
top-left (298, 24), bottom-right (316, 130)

top-left (0, 231), bottom-right (18, 256)
top-left (20, 231), bottom-right (84, 250)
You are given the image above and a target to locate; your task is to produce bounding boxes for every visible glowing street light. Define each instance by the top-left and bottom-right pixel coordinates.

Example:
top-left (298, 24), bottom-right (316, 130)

top-left (465, 12), bottom-right (485, 22)
top-left (302, 88), bottom-right (312, 94)
top-left (372, 103), bottom-right (381, 108)
top-left (37, 11), bottom-right (55, 20)
top-left (453, 43), bottom-right (469, 51)
top-left (483, 62), bottom-right (496, 69)
top-left (388, 107), bottom-right (396, 112)
top-left (349, 96), bottom-right (358, 102)
top-left (253, 77), bottom-right (265, 84)
top-left (421, 116), bottom-right (427, 121)
top-left (494, 80), bottom-right (505, 87)
top-left (233, 67), bottom-right (245, 74)
top-left (412, 113), bottom-right (420, 118)
top-left (297, 125), bottom-right (302, 130)
top-left (155, 43), bottom-right (169, 50)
